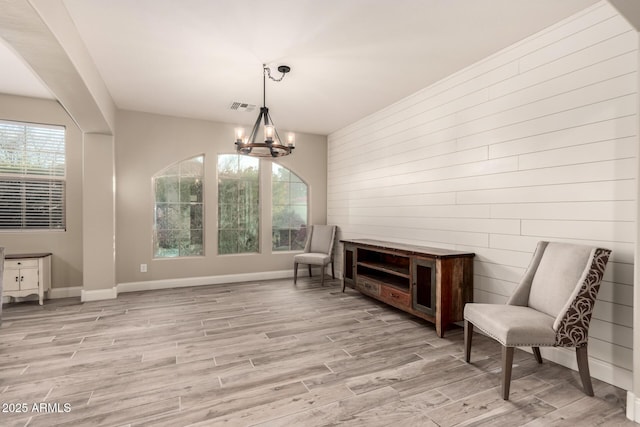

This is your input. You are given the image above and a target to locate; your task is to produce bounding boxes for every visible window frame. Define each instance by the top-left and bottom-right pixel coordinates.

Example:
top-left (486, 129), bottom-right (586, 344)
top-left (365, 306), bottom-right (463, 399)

top-left (271, 162), bottom-right (309, 253)
top-left (216, 153), bottom-right (261, 256)
top-left (152, 154), bottom-right (205, 259)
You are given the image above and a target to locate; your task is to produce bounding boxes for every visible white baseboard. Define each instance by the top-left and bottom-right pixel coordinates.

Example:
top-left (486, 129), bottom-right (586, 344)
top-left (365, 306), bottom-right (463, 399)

top-left (117, 269), bottom-right (306, 293)
top-left (538, 346), bottom-right (632, 391)
top-left (81, 287), bottom-right (117, 302)
top-left (49, 286), bottom-right (82, 299)
top-left (56, 269), bottom-right (315, 303)
top-left (628, 391), bottom-right (640, 423)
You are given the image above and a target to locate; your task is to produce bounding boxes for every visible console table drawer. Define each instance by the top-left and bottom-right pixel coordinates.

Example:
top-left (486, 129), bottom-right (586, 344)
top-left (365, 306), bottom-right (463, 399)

top-left (356, 277), bottom-right (380, 296)
top-left (380, 286), bottom-right (410, 308)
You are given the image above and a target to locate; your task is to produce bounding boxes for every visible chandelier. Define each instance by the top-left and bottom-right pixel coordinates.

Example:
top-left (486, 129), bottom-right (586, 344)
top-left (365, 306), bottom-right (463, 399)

top-left (234, 64), bottom-right (295, 157)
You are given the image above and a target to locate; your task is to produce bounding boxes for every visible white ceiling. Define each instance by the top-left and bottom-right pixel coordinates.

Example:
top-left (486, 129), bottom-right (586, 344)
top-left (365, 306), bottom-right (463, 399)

top-left (0, 36), bottom-right (54, 100)
top-left (2, 0), bottom-right (602, 135)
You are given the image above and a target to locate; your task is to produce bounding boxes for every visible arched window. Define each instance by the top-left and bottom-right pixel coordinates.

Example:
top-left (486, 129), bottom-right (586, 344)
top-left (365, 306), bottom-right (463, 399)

top-left (153, 155), bottom-right (204, 258)
top-left (272, 163), bottom-right (308, 251)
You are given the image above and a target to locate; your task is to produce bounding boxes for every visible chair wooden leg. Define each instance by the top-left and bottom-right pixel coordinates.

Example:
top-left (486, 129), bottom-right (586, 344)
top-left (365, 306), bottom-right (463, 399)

top-left (321, 266), bottom-right (325, 286)
top-left (464, 320), bottom-right (473, 363)
top-left (294, 262), bottom-right (298, 284)
top-left (532, 347), bottom-right (543, 364)
top-left (576, 345), bottom-right (594, 396)
top-left (502, 346), bottom-right (514, 400)
top-left (331, 262), bottom-right (335, 279)
top-left (308, 265), bottom-right (312, 277)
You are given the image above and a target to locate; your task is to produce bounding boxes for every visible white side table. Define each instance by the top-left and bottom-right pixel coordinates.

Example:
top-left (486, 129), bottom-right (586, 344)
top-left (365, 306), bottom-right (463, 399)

top-left (3, 253), bottom-right (52, 305)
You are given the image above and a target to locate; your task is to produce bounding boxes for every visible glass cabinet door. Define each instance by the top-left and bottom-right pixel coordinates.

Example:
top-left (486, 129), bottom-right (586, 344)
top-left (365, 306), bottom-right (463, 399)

top-left (412, 257), bottom-right (436, 316)
top-left (343, 244), bottom-right (356, 288)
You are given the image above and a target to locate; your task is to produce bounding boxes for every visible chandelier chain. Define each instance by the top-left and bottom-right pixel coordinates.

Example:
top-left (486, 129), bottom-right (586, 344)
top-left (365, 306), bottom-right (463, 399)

top-left (264, 66), bottom-right (286, 82)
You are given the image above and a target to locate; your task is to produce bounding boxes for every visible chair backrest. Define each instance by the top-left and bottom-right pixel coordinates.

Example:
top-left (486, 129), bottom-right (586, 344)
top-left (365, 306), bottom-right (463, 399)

top-left (507, 241), bottom-right (611, 346)
top-left (528, 242), bottom-right (594, 318)
top-left (304, 225), bottom-right (336, 256)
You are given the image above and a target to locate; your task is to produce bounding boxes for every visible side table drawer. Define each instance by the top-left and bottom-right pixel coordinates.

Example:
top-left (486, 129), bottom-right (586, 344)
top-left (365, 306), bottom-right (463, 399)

top-left (5, 259), bottom-right (38, 269)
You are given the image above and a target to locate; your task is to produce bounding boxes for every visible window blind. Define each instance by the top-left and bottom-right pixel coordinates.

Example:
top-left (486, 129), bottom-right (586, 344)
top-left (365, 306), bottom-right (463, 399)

top-left (0, 120), bottom-right (66, 230)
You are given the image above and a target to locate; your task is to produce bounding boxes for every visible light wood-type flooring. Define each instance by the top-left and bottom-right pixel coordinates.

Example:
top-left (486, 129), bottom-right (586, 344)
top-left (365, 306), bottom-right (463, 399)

top-left (0, 277), bottom-right (634, 426)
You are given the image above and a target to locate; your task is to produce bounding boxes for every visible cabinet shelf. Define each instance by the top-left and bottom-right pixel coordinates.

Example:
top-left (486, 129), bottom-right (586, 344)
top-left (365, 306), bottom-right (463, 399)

top-left (357, 261), bottom-right (410, 278)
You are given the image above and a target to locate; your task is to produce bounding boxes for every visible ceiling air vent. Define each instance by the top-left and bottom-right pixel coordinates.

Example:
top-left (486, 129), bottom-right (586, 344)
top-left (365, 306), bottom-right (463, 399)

top-left (229, 102), bottom-right (256, 112)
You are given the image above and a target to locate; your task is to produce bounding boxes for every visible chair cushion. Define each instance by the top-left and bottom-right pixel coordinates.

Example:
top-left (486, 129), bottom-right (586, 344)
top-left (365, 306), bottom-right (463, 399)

top-left (528, 243), bottom-right (592, 319)
top-left (294, 253), bottom-right (331, 265)
top-left (309, 225), bottom-right (334, 253)
top-left (464, 303), bottom-right (556, 347)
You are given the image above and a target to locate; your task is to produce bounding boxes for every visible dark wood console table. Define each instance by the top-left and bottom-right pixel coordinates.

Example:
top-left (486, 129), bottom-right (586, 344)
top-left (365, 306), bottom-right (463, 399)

top-left (341, 239), bottom-right (474, 337)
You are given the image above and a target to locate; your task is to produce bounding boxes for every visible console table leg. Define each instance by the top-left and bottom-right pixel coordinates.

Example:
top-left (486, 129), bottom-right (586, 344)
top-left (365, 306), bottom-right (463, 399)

top-left (436, 322), bottom-right (444, 338)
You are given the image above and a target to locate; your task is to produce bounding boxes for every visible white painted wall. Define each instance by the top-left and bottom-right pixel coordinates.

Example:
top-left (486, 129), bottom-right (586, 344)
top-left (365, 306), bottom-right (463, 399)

top-left (328, 1), bottom-right (637, 390)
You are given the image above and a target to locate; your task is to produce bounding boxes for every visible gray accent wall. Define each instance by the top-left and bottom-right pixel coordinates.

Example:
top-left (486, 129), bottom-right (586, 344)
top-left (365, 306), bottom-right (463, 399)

top-left (0, 94), bottom-right (83, 289)
top-left (115, 109), bottom-right (327, 285)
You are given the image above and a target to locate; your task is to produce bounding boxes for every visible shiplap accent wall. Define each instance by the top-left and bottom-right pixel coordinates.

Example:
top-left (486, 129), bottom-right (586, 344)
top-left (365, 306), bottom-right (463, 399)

top-left (327, 1), bottom-right (637, 390)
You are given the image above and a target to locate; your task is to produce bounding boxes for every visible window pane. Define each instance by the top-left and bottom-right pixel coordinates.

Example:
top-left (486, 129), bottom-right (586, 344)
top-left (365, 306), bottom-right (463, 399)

top-left (218, 203), bottom-right (237, 229)
top-left (292, 226), bottom-right (307, 251)
top-left (153, 155), bottom-right (204, 258)
top-left (272, 181), bottom-right (290, 206)
top-left (272, 163), bottom-right (290, 182)
top-left (155, 176), bottom-right (179, 203)
top-left (218, 229), bottom-right (239, 255)
top-left (290, 183), bottom-right (307, 205)
top-left (0, 121), bottom-right (66, 230)
top-left (271, 164), bottom-right (308, 251)
top-left (180, 177), bottom-right (202, 203)
top-left (217, 154), bottom-right (259, 254)
top-left (180, 229), bottom-right (203, 256)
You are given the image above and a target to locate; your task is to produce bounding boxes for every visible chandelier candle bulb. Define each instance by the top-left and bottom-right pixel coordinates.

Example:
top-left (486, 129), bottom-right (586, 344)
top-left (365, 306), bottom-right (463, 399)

top-left (264, 124), bottom-right (275, 142)
top-left (287, 133), bottom-right (295, 147)
top-left (235, 128), bottom-right (245, 143)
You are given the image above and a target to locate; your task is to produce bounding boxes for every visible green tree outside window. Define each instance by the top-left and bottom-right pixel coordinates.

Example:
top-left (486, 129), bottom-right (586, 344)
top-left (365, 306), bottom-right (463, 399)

top-left (153, 155), bottom-right (204, 257)
top-left (218, 154), bottom-right (259, 254)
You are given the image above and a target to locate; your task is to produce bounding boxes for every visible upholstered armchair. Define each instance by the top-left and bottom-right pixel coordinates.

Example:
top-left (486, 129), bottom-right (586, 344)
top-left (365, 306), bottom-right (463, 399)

top-left (293, 225), bottom-right (336, 286)
top-left (464, 241), bottom-right (611, 400)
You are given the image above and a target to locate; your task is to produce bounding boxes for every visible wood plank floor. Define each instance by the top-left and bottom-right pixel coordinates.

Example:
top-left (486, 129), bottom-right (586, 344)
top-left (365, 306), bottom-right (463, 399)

top-left (0, 277), bottom-right (633, 426)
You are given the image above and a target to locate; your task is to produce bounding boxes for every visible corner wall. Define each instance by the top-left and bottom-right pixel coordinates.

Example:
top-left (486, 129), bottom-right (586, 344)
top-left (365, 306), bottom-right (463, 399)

top-left (0, 94), bottom-right (83, 289)
top-left (328, 1), bottom-right (637, 390)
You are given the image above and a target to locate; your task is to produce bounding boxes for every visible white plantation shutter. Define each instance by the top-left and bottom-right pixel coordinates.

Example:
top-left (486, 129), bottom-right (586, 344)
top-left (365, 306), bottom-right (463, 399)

top-left (0, 120), bottom-right (66, 230)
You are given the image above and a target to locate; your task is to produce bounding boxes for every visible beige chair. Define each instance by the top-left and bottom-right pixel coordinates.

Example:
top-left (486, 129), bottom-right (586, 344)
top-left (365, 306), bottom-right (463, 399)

top-left (293, 225), bottom-right (336, 286)
top-left (464, 241), bottom-right (611, 400)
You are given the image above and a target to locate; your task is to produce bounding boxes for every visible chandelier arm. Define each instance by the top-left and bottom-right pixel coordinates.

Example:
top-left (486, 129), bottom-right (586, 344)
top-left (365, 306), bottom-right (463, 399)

top-left (249, 109), bottom-right (264, 144)
top-left (267, 110), bottom-right (283, 145)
